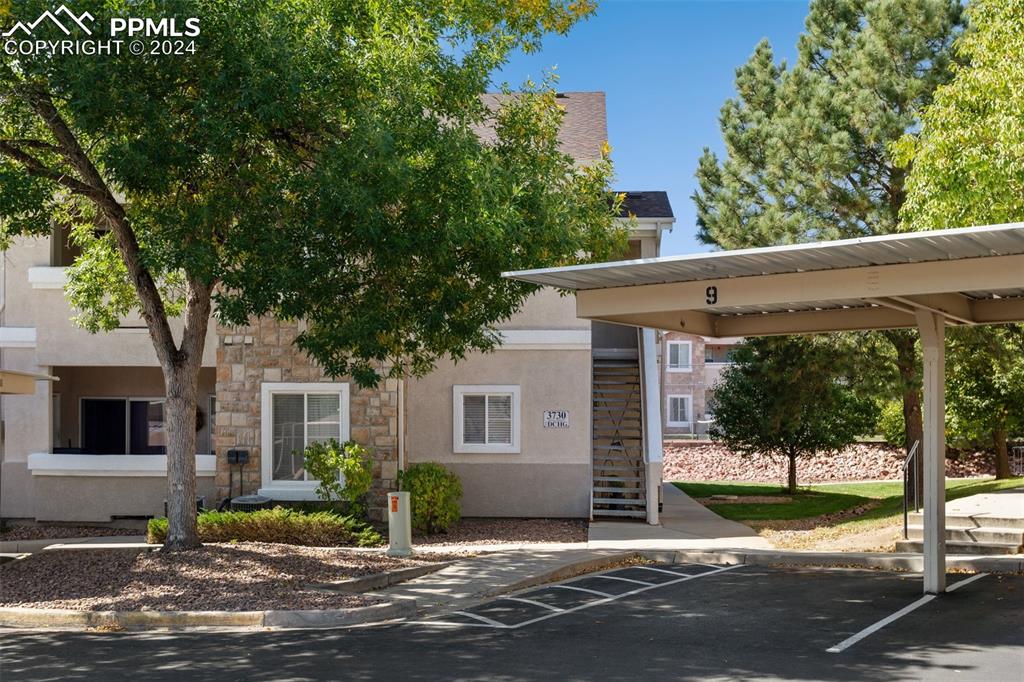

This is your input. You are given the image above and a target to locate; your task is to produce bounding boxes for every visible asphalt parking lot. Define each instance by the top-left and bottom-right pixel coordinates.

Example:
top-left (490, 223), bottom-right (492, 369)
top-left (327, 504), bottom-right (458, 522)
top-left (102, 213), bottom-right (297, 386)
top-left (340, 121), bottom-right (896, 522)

top-left (1, 563), bottom-right (1021, 681)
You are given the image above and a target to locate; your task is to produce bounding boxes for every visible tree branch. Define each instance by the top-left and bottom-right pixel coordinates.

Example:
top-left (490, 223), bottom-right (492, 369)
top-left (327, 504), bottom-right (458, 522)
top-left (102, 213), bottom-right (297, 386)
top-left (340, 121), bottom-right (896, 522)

top-left (25, 88), bottom-right (181, 367)
top-left (0, 141), bottom-right (97, 197)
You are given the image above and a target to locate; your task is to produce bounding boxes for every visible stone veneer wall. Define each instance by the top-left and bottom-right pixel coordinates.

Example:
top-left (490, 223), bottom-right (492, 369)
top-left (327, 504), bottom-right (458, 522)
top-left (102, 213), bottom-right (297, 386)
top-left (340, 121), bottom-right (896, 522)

top-left (214, 319), bottom-right (400, 520)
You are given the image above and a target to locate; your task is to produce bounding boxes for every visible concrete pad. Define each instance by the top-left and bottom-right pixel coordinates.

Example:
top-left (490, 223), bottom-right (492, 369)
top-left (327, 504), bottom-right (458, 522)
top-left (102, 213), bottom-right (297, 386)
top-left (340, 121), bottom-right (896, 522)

top-left (588, 483), bottom-right (773, 550)
top-left (942, 487), bottom-right (1024, 521)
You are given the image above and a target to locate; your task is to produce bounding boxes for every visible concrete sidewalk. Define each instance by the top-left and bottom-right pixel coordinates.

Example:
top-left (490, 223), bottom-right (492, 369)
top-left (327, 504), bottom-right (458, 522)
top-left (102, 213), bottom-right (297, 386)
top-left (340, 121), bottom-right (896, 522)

top-left (367, 548), bottom-right (635, 616)
top-left (588, 483), bottom-right (773, 550)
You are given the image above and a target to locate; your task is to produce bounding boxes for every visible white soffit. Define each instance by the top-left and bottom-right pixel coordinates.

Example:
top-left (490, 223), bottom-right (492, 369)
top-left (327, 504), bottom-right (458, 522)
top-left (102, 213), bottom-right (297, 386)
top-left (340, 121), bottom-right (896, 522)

top-left (503, 224), bottom-right (1024, 336)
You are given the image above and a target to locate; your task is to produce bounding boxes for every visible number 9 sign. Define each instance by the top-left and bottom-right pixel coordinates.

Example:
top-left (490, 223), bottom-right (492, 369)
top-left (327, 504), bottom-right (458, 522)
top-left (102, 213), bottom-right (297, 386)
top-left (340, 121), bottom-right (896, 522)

top-left (705, 286), bottom-right (718, 305)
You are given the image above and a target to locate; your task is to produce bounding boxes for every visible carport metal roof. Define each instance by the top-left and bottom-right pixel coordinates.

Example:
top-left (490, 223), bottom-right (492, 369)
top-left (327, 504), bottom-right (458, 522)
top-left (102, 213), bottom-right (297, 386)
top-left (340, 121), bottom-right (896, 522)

top-left (505, 223), bottom-right (1024, 337)
top-left (505, 222), bottom-right (1024, 596)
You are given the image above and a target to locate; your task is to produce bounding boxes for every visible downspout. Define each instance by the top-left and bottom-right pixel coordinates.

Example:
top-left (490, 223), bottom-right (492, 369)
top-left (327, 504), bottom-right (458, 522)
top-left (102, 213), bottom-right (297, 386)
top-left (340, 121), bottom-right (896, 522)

top-left (640, 327), bottom-right (663, 525)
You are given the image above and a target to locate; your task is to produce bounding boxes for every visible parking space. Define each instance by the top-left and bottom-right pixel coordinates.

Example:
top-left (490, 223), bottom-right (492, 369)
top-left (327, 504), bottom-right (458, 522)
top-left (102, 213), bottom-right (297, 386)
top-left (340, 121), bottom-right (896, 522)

top-left (1, 564), bottom-right (1021, 681)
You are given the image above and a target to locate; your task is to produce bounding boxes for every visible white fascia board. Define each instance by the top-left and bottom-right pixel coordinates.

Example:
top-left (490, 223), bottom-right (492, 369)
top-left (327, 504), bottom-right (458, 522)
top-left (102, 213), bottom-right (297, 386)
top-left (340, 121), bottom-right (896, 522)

top-left (0, 327), bottom-right (37, 348)
top-left (495, 328), bottom-right (591, 350)
top-left (27, 267), bottom-right (68, 289)
top-left (28, 453), bottom-right (217, 477)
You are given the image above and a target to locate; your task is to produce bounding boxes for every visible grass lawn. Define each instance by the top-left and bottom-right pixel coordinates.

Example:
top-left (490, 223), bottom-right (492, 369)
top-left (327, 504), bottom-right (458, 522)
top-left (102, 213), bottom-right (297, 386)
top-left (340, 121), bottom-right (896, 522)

top-left (671, 475), bottom-right (1024, 528)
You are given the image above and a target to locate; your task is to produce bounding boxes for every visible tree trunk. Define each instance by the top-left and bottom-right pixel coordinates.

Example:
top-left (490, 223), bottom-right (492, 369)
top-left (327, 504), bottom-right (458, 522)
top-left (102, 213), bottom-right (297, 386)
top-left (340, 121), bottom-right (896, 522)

top-left (163, 367), bottom-right (202, 550)
top-left (889, 331), bottom-right (924, 496)
top-left (787, 452), bottom-right (798, 495)
top-left (994, 424), bottom-right (1011, 480)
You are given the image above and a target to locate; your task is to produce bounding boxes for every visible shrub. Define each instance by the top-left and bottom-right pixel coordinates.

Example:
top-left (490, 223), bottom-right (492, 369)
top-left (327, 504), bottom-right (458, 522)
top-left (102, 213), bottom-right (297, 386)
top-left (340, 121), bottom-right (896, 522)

top-left (398, 462), bottom-right (462, 534)
top-left (301, 439), bottom-right (374, 516)
top-left (877, 400), bottom-right (906, 447)
top-left (147, 507), bottom-right (382, 547)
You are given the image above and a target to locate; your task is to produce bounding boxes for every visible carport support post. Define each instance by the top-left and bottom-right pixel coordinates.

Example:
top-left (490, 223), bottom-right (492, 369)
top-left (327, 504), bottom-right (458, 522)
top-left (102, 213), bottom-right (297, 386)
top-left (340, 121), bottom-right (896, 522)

top-left (916, 310), bottom-right (946, 594)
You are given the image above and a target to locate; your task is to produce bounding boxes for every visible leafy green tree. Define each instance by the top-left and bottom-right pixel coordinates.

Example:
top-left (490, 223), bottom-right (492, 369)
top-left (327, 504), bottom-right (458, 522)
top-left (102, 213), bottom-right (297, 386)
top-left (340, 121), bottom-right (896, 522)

top-left (946, 326), bottom-right (1024, 478)
top-left (693, 0), bottom-right (964, 459)
top-left (0, 0), bottom-right (623, 550)
top-left (895, 0), bottom-right (1024, 479)
top-left (895, 0), bottom-right (1024, 230)
top-left (709, 337), bottom-right (878, 494)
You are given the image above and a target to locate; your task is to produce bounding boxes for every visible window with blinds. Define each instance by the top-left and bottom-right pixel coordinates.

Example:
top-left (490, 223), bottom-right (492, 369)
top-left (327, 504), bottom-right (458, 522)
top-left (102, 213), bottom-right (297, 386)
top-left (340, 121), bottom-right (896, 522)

top-left (454, 385), bottom-right (520, 453)
top-left (264, 386), bottom-right (346, 484)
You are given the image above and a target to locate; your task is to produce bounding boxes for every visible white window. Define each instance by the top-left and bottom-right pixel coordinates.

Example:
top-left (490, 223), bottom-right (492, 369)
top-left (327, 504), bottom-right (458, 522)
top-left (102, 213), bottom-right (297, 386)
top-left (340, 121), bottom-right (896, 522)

top-left (666, 394), bottom-right (692, 428)
top-left (666, 340), bottom-right (693, 372)
top-left (453, 385), bottom-right (521, 454)
top-left (259, 383), bottom-right (349, 499)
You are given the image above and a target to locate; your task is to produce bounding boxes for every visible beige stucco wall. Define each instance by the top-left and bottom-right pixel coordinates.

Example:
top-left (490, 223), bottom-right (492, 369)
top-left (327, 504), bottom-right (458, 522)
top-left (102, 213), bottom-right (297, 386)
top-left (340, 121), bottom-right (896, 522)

top-left (3, 235), bottom-right (216, 368)
top-left (1, 237), bottom-right (217, 522)
top-left (405, 347), bottom-right (591, 518)
top-left (501, 288), bottom-right (589, 330)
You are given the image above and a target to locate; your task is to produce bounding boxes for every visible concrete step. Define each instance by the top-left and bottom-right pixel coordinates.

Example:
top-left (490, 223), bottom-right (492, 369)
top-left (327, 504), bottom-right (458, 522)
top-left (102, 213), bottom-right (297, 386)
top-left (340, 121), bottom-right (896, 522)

top-left (905, 525), bottom-right (1024, 544)
top-left (591, 496), bottom-right (647, 505)
top-left (894, 539), bottom-right (1023, 555)
top-left (592, 508), bottom-right (647, 518)
top-left (593, 476), bottom-right (645, 483)
top-left (908, 512), bottom-right (1024, 530)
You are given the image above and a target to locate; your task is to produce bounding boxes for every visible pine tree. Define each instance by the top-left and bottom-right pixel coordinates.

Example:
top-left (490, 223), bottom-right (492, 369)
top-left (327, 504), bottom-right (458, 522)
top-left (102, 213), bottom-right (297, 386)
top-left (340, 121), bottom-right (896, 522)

top-left (694, 0), bottom-right (964, 457)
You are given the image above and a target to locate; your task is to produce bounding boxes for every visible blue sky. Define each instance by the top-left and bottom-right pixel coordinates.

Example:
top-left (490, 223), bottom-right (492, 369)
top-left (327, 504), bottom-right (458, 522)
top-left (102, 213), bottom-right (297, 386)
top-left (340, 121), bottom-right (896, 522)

top-left (495, 1), bottom-right (810, 256)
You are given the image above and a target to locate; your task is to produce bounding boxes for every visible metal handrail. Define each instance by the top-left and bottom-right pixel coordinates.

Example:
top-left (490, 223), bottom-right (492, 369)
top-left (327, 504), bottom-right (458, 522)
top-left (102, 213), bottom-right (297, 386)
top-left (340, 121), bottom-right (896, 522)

top-left (902, 440), bottom-right (921, 540)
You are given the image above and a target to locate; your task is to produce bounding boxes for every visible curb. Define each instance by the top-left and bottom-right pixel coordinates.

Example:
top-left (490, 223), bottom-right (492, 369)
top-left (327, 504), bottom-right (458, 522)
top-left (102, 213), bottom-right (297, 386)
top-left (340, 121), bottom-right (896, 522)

top-left (486, 551), bottom-right (641, 597)
top-left (0, 537), bottom-right (149, 554)
top-left (314, 561), bottom-right (454, 593)
top-left (664, 549), bottom-right (1024, 574)
top-left (0, 599), bottom-right (416, 631)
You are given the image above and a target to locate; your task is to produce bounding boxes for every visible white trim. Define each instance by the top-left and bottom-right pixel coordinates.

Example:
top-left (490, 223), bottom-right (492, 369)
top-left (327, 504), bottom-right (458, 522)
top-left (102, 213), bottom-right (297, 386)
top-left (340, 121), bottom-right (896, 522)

top-left (27, 453), bottom-right (216, 477)
top-left (453, 384), bottom-right (521, 454)
top-left (665, 394), bottom-right (693, 428)
top-left (0, 327), bottom-right (37, 348)
top-left (495, 328), bottom-right (590, 350)
top-left (666, 340), bottom-right (693, 372)
top-left (27, 266), bottom-right (67, 289)
top-left (259, 382), bottom-right (350, 500)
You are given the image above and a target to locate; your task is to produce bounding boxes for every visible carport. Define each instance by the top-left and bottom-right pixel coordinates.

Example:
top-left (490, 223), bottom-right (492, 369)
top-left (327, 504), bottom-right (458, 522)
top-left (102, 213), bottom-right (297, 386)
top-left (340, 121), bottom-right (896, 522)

top-left (506, 223), bottom-right (1024, 594)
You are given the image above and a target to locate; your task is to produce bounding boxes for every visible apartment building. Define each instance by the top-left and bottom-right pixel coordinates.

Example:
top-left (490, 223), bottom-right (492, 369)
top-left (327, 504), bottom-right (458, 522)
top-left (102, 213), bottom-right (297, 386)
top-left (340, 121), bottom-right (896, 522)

top-left (660, 332), bottom-right (743, 436)
top-left (0, 92), bottom-right (675, 525)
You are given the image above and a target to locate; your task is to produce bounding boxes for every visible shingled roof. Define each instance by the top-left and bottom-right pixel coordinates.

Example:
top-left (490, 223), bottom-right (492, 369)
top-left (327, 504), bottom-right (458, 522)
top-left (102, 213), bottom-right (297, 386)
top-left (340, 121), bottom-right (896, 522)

top-left (615, 191), bottom-right (674, 219)
top-left (477, 92), bottom-right (608, 162)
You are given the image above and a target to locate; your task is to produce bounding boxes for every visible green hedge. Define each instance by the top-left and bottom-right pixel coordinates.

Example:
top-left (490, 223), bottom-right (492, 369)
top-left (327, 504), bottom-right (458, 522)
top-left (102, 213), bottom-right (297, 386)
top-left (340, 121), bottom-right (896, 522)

top-left (147, 507), bottom-right (382, 547)
top-left (399, 462), bottom-right (463, 534)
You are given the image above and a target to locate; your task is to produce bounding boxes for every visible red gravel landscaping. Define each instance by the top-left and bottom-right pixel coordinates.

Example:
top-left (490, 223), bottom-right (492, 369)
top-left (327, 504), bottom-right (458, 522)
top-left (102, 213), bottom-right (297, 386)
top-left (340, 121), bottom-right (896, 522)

top-left (664, 442), bottom-right (997, 484)
top-left (0, 543), bottom-right (455, 612)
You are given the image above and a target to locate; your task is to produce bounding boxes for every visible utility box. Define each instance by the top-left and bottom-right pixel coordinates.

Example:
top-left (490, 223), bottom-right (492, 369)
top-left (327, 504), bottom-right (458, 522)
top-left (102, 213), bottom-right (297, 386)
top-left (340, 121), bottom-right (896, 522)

top-left (386, 491), bottom-right (413, 557)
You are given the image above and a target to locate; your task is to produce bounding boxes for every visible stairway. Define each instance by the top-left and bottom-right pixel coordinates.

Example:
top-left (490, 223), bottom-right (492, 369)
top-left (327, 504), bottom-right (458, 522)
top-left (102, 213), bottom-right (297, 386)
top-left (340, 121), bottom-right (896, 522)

top-left (896, 512), bottom-right (1024, 555)
top-left (591, 358), bottom-right (646, 519)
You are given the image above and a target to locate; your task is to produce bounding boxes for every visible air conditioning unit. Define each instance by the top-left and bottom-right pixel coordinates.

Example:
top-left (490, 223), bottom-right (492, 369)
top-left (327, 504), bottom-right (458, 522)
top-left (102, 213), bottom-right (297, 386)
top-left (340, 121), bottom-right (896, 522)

top-left (230, 495), bottom-right (272, 512)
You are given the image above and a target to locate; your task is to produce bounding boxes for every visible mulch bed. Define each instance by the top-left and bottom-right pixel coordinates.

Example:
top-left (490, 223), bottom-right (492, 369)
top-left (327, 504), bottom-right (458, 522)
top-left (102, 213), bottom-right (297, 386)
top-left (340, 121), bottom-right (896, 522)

top-left (413, 518), bottom-right (588, 546)
top-left (0, 526), bottom-right (141, 541)
top-left (0, 542), bottom-right (456, 612)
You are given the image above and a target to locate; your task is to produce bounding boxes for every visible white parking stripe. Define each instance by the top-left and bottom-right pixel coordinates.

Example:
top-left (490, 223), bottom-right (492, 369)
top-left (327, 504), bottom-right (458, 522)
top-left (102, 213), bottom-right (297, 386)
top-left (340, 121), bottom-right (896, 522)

top-left (502, 596), bottom-right (565, 613)
top-left (407, 564), bottom-right (744, 630)
top-left (553, 584), bottom-right (615, 598)
top-left (826, 573), bottom-right (989, 653)
top-left (945, 572), bottom-right (988, 592)
top-left (592, 574), bottom-right (656, 586)
top-left (453, 611), bottom-right (509, 627)
top-left (506, 564), bottom-right (744, 631)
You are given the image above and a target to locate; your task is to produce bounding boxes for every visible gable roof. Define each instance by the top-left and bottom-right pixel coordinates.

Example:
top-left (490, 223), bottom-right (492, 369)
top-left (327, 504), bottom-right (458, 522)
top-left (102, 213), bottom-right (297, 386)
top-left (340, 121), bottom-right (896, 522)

top-left (616, 191), bottom-right (674, 219)
top-left (478, 92), bottom-right (607, 162)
